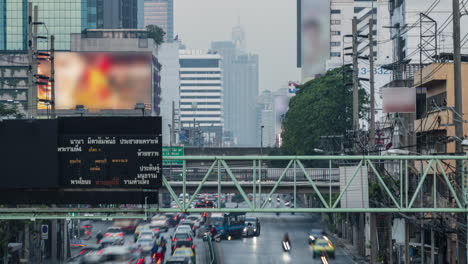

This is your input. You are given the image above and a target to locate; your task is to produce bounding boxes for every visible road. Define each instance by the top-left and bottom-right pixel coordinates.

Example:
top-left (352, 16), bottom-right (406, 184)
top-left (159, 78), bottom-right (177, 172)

top-left (217, 194), bottom-right (357, 264)
top-left (218, 213), bottom-right (356, 264)
top-left (68, 220), bottom-right (207, 263)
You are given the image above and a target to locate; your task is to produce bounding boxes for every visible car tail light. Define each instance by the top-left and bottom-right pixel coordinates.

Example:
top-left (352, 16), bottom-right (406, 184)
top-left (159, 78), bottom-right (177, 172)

top-left (104, 233), bottom-right (111, 237)
top-left (173, 216), bottom-right (177, 220)
top-left (172, 237), bottom-right (177, 242)
top-left (187, 237), bottom-right (192, 241)
top-left (137, 259), bottom-right (145, 264)
top-left (97, 249), bottom-right (104, 255)
top-left (81, 225), bottom-right (91, 229)
top-left (154, 228), bottom-right (160, 232)
top-left (78, 249), bottom-right (86, 255)
top-left (117, 233), bottom-right (124, 237)
top-left (191, 245), bottom-right (195, 249)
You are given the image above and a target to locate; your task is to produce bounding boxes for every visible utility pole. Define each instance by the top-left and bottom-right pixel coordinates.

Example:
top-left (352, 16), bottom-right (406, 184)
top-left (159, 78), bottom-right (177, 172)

top-left (352, 17), bottom-right (359, 134)
top-left (32, 5), bottom-right (38, 118)
top-left (368, 18), bottom-right (379, 264)
top-left (27, 3), bottom-right (34, 119)
top-left (453, 0), bottom-right (464, 262)
top-left (50, 35), bottom-right (56, 118)
top-left (369, 19), bottom-right (375, 154)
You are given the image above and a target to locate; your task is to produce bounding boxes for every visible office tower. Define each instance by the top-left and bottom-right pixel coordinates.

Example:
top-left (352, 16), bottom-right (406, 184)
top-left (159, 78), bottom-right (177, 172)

top-left (143, 0), bottom-right (174, 41)
top-left (179, 50), bottom-right (223, 146)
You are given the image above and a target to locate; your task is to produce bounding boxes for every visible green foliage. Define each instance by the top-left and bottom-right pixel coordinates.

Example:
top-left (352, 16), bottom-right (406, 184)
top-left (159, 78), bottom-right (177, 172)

top-left (281, 66), bottom-right (369, 155)
top-left (0, 103), bottom-right (24, 119)
top-left (146, 25), bottom-right (166, 46)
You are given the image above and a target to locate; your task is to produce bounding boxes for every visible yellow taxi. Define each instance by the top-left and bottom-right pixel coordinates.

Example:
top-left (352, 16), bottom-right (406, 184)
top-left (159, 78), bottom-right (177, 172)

top-left (133, 224), bottom-right (149, 242)
top-left (172, 246), bottom-right (196, 264)
top-left (312, 238), bottom-right (335, 259)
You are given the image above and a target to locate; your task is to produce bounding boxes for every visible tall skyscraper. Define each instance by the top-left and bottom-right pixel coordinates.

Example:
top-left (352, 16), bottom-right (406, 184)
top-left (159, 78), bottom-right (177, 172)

top-left (159, 41), bottom-right (181, 145)
top-left (231, 54), bottom-right (259, 146)
top-left (211, 26), bottom-right (259, 146)
top-left (211, 41), bottom-right (236, 133)
top-left (257, 90), bottom-right (275, 147)
top-left (0, 0), bottom-right (139, 51)
top-left (93, 0), bottom-right (138, 29)
top-left (179, 50), bottom-right (223, 146)
top-left (143, 0), bottom-right (174, 41)
top-left (1, 0), bottom-right (87, 51)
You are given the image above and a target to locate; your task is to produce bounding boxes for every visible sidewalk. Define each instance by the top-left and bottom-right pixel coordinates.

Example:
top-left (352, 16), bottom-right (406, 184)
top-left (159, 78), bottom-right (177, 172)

top-left (329, 232), bottom-right (368, 263)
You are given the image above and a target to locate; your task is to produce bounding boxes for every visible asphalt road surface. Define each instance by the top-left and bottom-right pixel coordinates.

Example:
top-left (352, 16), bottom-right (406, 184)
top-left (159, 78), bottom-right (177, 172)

top-left (218, 194), bottom-right (356, 264)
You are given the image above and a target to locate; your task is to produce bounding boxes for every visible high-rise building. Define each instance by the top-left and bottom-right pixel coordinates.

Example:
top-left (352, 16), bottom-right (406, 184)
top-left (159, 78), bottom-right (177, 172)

top-left (93, 0), bottom-right (138, 29)
top-left (143, 0), bottom-right (174, 41)
top-left (211, 41), bottom-right (236, 133)
top-left (0, 0), bottom-right (139, 51)
top-left (1, 0), bottom-right (87, 51)
top-left (159, 41), bottom-right (181, 145)
top-left (211, 26), bottom-right (259, 146)
top-left (231, 54), bottom-right (259, 146)
top-left (257, 90), bottom-right (275, 147)
top-left (179, 50), bottom-right (223, 146)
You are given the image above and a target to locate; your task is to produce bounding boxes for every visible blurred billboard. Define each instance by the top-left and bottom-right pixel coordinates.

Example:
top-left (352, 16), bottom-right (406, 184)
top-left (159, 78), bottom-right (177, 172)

top-left (382, 87), bottom-right (416, 113)
top-left (297, 0), bottom-right (330, 81)
top-left (37, 52), bottom-right (152, 110)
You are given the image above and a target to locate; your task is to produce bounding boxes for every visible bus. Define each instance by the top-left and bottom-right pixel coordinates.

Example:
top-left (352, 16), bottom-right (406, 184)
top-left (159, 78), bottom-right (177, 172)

top-left (209, 212), bottom-right (246, 239)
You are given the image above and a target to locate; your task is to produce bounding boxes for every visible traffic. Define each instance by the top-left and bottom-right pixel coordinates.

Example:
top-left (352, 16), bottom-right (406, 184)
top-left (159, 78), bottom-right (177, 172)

top-left (68, 193), bottom-right (346, 264)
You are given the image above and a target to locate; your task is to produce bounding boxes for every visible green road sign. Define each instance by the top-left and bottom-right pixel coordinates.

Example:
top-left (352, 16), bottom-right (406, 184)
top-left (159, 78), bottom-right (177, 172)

top-left (163, 146), bottom-right (184, 165)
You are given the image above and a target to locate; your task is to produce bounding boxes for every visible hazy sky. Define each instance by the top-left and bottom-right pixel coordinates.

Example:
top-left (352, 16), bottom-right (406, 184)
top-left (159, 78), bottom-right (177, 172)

top-left (174, 0), bottom-right (301, 92)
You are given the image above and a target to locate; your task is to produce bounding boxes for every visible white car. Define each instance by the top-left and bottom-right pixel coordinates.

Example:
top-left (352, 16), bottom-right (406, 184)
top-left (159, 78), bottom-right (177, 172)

top-left (136, 236), bottom-right (155, 252)
top-left (175, 225), bottom-right (194, 236)
top-left (138, 229), bottom-right (157, 239)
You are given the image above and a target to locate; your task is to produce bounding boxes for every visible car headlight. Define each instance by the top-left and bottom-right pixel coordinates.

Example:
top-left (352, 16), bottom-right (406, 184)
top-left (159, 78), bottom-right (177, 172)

top-left (309, 235), bottom-right (315, 240)
top-left (253, 229), bottom-right (256, 232)
top-left (243, 228), bottom-right (247, 232)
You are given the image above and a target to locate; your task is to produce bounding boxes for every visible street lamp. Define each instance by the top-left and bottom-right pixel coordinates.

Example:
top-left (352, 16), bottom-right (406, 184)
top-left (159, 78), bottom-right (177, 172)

top-left (75, 105), bottom-right (87, 117)
top-left (134, 103), bottom-right (145, 116)
top-left (260, 125), bottom-right (265, 155)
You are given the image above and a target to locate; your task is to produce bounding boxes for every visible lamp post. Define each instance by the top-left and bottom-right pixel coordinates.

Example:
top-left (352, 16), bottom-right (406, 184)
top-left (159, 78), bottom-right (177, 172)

top-left (191, 102), bottom-right (197, 146)
top-left (134, 103), bottom-right (145, 116)
top-left (260, 125), bottom-right (265, 155)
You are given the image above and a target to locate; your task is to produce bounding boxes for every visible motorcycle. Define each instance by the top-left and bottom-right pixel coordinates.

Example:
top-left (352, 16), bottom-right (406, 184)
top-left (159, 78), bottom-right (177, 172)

top-left (282, 241), bottom-right (291, 252)
top-left (83, 229), bottom-right (92, 240)
top-left (203, 231), bottom-right (221, 242)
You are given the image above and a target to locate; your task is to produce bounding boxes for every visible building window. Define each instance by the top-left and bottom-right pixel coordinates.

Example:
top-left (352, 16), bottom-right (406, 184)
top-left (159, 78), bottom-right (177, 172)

top-left (331, 41), bottom-right (341, 47)
top-left (331, 20), bottom-right (341, 25)
top-left (331, 9), bottom-right (341, 14)
top-left (331, 31), bottom-right (341, 36)
top-left (330, 52), bottom-right (341, 57)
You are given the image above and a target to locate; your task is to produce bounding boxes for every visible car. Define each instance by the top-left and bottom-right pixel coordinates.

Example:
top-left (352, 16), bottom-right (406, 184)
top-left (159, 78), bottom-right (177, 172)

top-left (136, 236), bottom-right (156, 252)
top-left (99, 246), bottom-right (139, 263)
top-left (172, 247), bottom-right (196, 264)
top-left (175, 225), bottom-right (194, 236)
top-left (79, 249), bottom-right (102, 264)
top-left (164, 256), bottom-right (193, 264)
top-left (139, 229), bottom-right (157, 239)
top-left (171, 232), bottom-right (194, 253)
top-left (133, 224), bottom-right (149, 241)
top-left (113, 219), bottom-right (139, 234)
top-left (312, 239), bottom-right (335, 259)
top-left (99, 236), bottom-right (124, 249)
top-left (165, 213), bottom-right (179, 227)
top-left (308, 228), bottom-right (326, 245)
top-left (186, 214), bottom-right (201, 224)
top-left (151, 216), bottom-right (169, 232)
top-left (244, 217), bottom-right (260, 236)
top-left (104, 226), bottom-right (124, 238)
top-left (179, 219), bottom-right (197, 231)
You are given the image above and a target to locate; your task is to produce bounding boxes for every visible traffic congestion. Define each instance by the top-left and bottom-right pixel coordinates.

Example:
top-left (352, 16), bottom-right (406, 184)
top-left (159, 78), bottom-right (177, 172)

top-left (67, 193), bottom-right (347, 264)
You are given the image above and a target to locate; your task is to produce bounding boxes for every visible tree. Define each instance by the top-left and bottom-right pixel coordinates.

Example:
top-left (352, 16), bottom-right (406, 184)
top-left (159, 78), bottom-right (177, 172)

top-left (146, 25), bottom-right (166, 46)
top-left (0, 103), bottom-right (23, 119)
top-left (281, 66), bottom-right (368, 155)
